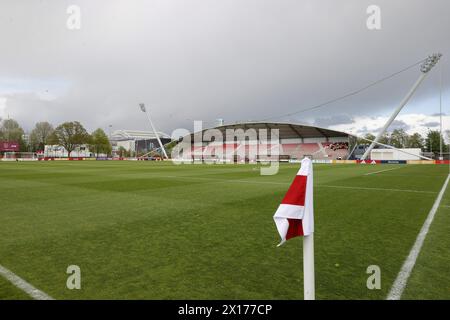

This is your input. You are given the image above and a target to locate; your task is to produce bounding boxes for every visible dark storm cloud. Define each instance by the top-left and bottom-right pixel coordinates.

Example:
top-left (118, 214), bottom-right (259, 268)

top-left (431, 113), bottom-right (446, 116)
top-left (389, 120), bottom-right (411, 131)
top-left (313, 115), bottom-right (354, 127)
top-left (422, 121), bottom-right (440, 128)
top-left (371, 120), bottom-right (410, 133)
top-left (0, 0), bottom-right (449, 134)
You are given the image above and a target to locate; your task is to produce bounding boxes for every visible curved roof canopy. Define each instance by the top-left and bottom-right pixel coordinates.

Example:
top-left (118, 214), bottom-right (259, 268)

top-left (185, 122), bottom-right (350, 141)
top-left (111, 129), bottom-right (171, 141)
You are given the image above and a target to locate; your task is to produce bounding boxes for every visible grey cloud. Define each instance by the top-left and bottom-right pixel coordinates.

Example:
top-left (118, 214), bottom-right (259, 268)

top-left (371, 120), bottom-right (410, 134)
top-left (389, 120), bottom-right (411, 131)
top-left (313, 115), bottom-right (354, 127)
top-left (0, 0), bottom-right (449, 134)
top-left (422, 121), bottom-right (440, 128)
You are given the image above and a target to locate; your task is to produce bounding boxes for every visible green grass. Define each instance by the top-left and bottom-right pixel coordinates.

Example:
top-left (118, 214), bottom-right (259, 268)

top-left (0, 276), bottom-right (32, 300)
top-left (402, 182), bottom-right (450, 300)
top-left (0, 161), bottom-right (448, 299)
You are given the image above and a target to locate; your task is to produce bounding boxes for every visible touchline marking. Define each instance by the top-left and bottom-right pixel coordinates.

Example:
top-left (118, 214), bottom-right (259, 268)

top-left (161, 175), bottom-right (436, 194)
top-left (319, 185), bottom-right (436, 195)
top-left (364, 167), bottom-right (403, 175)
top-left (160, 175), bottom-right (437, 193)
top-left (0, 264), bottom-right (54, 300)
top-left (163, 175), bottom-right (290, 186)
top-left (387, 173), bottom-right (450, 300)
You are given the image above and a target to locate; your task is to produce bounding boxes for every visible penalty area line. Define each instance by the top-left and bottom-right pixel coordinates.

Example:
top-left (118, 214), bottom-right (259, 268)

top-left (364, 166), bottom-right (403, 176)
top-left (387, 173), bottom-right (450, 300)
top-left (0, 264), bottom-right (54, 300)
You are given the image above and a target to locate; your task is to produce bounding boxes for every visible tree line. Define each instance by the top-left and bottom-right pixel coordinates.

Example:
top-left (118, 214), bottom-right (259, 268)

top-left (357, 128), bottom-right (449, 155)
top-left (0, 118), bottom-right (111, 157)
top-left (1, 118), bottom-right (448, 157)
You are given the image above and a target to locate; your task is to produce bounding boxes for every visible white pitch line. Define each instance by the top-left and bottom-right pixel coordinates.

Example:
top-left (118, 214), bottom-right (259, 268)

top-left (0, 264), bottom-right (54, 300)
top-left (387, 173), bottom-right (450, 300)
top-left (161, 175), bottom-right (437, 194)
top-left (364, 166), bottom-right (403, 176)
top-left (319, 184), bottom-right (436, 195)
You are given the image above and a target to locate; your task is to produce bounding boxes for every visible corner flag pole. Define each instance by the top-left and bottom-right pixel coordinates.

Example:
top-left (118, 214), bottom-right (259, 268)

top-left (303, 234), bottom-right (315, 300)
top-left (361, 53), bottom-right (442, 160)
top-left (303, 156), bottom-right (315, 300)
top-left (139, 103), bottom-right (169, 159)
top-left (273, 157), bottom-right (315, 300)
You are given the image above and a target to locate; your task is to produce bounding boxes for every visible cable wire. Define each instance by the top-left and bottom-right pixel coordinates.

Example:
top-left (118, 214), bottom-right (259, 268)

top-left (258, 58), bottom-right (426, 122)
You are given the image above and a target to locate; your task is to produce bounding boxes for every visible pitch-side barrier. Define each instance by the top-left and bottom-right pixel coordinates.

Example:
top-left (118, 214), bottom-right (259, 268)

top-left (33, 157), bottom-right (450, 164)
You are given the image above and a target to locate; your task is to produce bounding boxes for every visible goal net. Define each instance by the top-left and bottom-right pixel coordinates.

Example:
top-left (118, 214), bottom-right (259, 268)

top-left (1, 152), bottom-right (38, 161)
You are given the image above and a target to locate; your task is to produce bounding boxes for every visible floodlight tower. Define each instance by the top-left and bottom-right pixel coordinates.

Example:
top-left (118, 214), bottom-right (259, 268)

top-left (139, 103), bottom-right (169, 159)
top-left (361, 53), bottom-right (443, 160)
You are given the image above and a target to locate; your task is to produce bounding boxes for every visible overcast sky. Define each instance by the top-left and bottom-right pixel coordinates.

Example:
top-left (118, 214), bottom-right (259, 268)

top-left (0, 0), bottom-right (449, 137)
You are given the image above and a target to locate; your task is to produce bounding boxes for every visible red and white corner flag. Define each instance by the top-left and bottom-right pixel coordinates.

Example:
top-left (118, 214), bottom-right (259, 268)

top-left (273, 157), bottom-right (315, 300)
top-left (273, 157), bottom-right (314, 246)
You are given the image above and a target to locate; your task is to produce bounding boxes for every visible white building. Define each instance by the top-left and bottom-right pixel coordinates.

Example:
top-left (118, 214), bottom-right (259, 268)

top-left (370, 148), bottom-right (422, 160)
top-left (44, 145), bottom-right (93, 158)
top-left (111, 130), bottom-right (171, 154)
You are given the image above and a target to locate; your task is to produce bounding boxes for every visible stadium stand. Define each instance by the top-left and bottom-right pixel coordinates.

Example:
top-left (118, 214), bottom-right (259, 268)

top-left (174, 122), bottom-right (351, 162)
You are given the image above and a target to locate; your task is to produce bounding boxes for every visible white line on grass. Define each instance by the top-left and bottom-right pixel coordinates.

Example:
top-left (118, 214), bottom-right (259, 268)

top-left (0, 264), bottom-right (54, 300)
top-left (161, 175), bottom-right (437, 194)
top-left (364, 166), bottom-right (403, 176)
top-left (318, 185), bottom-right (436, 195)
top-left (387, 173), bottom-right (450, 300)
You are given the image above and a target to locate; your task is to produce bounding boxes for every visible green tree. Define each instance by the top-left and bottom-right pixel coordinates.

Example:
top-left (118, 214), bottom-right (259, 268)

top-left (0, 118), bottom-right (24, 141)
top-left (390, 129), bottom-right (408, 148)
top-left (54, 121), bottom-right (90, 157)
top-left (357, 133), bottom-right (376, 145)
top-left (406, 133), bottom-right (424, 149)
top-left (47, 131), bottom-right (59, 145)
top-left (30, 121), bottom-right (54, 151)
top-left (90, 128), bottom-right (112, 156)
top-left (118, 146), bottom-right (128, 157)
top-left (425, 130), bottom-right (448, 155)
top-left (0, 118), bottom-right (28, 151)
top-left (378, 133), bottom-right (390, 146)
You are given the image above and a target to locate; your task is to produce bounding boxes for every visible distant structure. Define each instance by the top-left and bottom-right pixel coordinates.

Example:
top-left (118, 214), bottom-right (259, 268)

top-left (43, 145), bottom-right (92, 158)
top-left (174, 122), bottom-right (351, 162)
top-left (215, 119), bottom-right (224, 127)
top-left (369, 148), bottom-right (422, 161)
top-left (0, 141), bottom-right (20, 153)
top-left (110, 130), bottom-right (171, 156)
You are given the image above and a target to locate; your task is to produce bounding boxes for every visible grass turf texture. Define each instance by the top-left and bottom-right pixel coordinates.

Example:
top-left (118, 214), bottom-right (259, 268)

top-left (0, 161), bottom-right (448, 299)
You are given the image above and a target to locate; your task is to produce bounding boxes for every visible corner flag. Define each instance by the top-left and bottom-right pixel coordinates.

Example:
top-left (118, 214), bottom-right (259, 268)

top-left (273, 157), bottom-right (314, 245)
top-left (273, 157), bottom-right (315, 300)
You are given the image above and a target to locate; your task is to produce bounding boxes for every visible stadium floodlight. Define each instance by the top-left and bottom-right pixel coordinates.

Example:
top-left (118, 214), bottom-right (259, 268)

top-left (139, 103), bottom-right (169, 159)
top-left (420, 53), bottom-right (442, 73)
top-left (361, 53), bottom-right (442, 160)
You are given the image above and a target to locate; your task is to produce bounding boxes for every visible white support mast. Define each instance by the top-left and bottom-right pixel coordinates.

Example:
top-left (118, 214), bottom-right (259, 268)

top-left (361, 53), bottom-right (442, 160)
top-left (439, 62), bottom-right (443, 160)
top-left (139, 103), bottom-right (169, 159)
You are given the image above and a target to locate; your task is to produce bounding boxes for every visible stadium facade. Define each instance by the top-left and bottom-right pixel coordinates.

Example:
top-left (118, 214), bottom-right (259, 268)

top-left (173, 122), bottom-right (353, 162)
top-left (111, 130), bottom-right (171, 155)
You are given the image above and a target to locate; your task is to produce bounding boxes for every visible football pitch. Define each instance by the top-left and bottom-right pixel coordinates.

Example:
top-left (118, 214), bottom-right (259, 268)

top-left (0, 161), bottom-right (449, 300)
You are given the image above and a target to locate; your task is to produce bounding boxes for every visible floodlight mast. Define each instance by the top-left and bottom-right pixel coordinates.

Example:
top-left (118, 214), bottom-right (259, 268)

top-left (139, 103), bottom-right (169, 159)
top-left (360, 53), bottom-right (443, 160)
